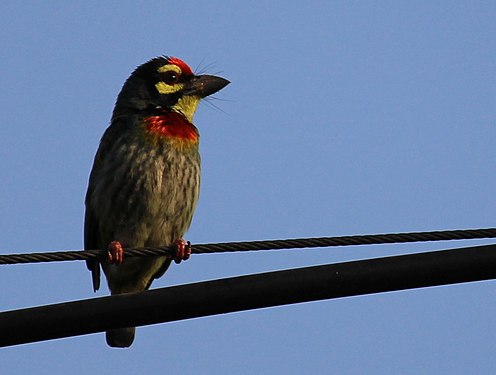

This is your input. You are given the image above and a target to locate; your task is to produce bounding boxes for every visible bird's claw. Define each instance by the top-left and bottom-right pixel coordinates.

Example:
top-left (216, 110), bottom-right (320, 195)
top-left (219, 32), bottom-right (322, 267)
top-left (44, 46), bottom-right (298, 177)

top-left (108, 241), bottom-right (124, 264)
top-left (174, 239), bottom-right (191, 264)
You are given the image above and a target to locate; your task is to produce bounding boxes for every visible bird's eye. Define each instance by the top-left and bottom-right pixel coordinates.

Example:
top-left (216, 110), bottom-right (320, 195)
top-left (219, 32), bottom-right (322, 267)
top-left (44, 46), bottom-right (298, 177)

top-left (161, 71), bottom-right (180, 85)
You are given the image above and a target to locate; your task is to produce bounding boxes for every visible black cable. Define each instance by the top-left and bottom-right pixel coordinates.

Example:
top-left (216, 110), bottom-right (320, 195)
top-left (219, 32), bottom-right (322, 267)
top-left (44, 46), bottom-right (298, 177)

top-left (1, 227), bottom-right (496, 265)
top-left (1, 243), bottom-right (495, 347)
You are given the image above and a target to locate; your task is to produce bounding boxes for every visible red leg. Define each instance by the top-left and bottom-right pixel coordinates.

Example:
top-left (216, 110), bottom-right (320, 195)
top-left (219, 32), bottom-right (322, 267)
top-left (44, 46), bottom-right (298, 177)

top-left (107, 240), bottom-right (124, 264)
top-left (174, 239), bottom-right (191, 264)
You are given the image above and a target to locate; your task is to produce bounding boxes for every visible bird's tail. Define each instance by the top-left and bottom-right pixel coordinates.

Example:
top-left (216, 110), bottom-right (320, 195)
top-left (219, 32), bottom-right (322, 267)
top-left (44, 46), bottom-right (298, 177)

top-left (106, 327), bottom-right (136, 348)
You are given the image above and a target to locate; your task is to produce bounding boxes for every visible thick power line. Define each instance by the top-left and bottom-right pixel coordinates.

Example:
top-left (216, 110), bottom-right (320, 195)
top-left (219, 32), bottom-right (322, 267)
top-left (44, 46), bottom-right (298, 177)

top-left (1, 243), bottom-right (495, 347)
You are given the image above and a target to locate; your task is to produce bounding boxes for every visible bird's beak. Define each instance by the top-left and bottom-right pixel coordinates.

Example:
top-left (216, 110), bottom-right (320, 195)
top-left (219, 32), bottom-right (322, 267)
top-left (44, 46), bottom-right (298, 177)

top-left (184, 75), bottom-right (230, 98)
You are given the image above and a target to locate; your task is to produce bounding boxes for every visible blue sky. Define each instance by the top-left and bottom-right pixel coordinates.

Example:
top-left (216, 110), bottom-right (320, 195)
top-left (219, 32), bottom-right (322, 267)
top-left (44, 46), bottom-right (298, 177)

top-left (1, 1), bottom-right (495, 374)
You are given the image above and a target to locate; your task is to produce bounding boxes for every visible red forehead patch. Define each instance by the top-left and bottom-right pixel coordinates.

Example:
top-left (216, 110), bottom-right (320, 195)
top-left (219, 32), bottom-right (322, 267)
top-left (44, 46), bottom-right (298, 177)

top-left (167, 57), bottom-right (193, 76)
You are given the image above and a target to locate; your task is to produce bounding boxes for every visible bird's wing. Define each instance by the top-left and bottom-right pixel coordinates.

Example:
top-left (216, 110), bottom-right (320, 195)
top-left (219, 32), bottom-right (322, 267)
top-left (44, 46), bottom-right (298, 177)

top-left (84, 202), bottom-right (101, 292)
top-left (83, 123), bottom-right (120, 292)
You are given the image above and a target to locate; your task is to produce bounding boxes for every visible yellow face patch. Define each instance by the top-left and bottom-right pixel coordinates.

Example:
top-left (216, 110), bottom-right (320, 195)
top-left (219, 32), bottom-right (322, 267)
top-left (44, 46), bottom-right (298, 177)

top-left (155, 81), bottom-right (184, 94)
top-left (155, 64), bottom-right (184, 94)
top-left (154, 62), bottom-right (201, 122)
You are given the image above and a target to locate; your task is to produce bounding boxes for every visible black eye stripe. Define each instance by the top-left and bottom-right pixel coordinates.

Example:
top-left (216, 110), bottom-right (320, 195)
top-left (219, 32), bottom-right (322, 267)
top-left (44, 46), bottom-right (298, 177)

top-left (161, 71), bottom-right (180, 85)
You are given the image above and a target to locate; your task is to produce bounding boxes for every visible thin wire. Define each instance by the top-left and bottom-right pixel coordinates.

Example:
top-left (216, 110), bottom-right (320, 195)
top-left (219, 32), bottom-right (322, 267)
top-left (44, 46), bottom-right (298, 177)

top-left (1, 227), bottom-right (496, 265)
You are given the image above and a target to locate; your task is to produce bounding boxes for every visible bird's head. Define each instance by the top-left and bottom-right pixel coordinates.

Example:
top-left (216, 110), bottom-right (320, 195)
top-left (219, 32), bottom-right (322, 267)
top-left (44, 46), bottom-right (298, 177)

top-left (113, 56), bottom-right (229, 123)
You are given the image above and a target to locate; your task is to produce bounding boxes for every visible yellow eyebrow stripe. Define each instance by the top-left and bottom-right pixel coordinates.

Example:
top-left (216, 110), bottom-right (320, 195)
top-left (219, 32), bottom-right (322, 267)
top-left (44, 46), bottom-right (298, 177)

top-left (157, 64), bottom-right (182, 74)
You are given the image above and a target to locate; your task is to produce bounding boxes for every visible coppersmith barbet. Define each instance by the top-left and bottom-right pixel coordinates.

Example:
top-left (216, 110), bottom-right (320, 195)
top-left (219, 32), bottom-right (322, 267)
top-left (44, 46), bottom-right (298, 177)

top-left (84, 56), bottom-right (229, 347)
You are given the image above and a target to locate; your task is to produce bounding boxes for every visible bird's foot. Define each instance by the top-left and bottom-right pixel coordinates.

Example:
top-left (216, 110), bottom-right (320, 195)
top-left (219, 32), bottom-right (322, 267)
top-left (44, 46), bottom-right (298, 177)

top-left (107, 241), bottom-right (124, 264)
top-left (173, 239), bottom-right (191, 264)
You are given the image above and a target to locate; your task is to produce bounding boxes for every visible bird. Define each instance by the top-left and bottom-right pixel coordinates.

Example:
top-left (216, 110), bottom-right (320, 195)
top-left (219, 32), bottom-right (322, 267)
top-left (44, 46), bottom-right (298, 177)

top-left (84, 56), bottom-right (229, 348)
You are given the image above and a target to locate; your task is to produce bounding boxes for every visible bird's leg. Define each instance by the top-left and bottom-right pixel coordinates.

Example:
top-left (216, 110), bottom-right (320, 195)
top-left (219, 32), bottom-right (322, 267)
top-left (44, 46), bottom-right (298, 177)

top-left (173, 239), bottom-right (191, 264)
top-left (107, 240), bottom-right (124, 264)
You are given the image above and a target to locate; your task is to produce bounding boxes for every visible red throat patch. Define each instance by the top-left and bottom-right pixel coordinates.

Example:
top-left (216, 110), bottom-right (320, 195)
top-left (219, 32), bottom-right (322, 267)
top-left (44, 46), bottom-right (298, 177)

top-left (144, 112), bottom-right (199, 147)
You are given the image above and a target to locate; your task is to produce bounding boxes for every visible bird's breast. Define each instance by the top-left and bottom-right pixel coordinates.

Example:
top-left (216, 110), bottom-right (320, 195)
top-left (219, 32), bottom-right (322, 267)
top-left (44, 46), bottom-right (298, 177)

top-left (90, 131), bottom-right (201, 247)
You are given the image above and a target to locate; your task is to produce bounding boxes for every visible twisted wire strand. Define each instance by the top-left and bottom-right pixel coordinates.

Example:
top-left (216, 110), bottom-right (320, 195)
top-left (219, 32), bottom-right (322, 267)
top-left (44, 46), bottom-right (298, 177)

top-left (1, 227), bottom-right (496, 265)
